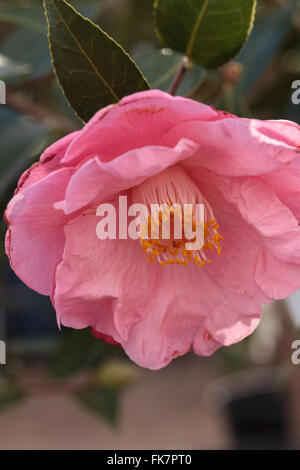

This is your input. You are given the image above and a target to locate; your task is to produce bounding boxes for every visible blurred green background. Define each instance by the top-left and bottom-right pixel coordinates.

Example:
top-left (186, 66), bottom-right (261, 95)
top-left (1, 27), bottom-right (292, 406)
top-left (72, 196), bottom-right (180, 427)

top-left (0, 0), bottom-right (300, 450)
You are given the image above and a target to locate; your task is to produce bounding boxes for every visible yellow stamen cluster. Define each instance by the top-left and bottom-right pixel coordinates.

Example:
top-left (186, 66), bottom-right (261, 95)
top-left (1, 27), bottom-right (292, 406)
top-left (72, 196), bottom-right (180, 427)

top-left (139, 209), bottom-right (223, 268)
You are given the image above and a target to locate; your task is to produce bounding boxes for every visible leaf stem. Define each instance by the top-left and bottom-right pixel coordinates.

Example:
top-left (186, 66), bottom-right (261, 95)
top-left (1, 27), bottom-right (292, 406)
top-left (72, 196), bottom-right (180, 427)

top-left (168, 59), bottom-right (188, 96)
top-left (6, 89), bottom-right (79, 133)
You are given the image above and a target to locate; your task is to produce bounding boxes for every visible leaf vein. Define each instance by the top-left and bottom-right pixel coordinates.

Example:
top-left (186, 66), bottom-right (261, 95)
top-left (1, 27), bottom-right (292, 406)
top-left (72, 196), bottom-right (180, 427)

top-left (49, 0), bottom-right (119, 102)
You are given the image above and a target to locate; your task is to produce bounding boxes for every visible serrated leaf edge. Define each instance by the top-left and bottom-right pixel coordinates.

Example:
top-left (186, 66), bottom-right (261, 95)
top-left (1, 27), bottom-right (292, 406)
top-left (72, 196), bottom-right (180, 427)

top-left (44, 0), bottom-right (150, 123)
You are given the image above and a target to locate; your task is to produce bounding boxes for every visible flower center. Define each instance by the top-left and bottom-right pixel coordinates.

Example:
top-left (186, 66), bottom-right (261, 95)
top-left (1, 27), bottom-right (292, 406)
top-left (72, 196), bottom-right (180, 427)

top-left (131, 165), bottom-right (223, 267)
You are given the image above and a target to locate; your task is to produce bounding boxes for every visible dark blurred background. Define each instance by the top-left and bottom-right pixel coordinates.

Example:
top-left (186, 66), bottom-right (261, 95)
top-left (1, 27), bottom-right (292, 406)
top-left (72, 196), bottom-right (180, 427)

top-left (0, 0), bottom-right (300, 450)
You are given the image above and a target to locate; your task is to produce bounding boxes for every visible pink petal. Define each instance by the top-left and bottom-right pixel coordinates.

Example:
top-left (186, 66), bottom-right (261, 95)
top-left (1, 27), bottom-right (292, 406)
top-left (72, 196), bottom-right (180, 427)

top-left (121, 266), bottom-right (263, 369)
top-left (168, 118), bottom-right (300, 177)
top-left (62, 139), bottom-right (199, 214)
top-left (255, 249), bottom-right (300, 299)
top-left (121, 263), bottom-right (226, 369)
top-left (91, 328), bottom-right (120, 346)
top-left (199, 292), bottom-right (261, 347)
top-left (221, 177), bottom-right (300, 264)
top-left (183, 167), bottom-right (269, 302)
top-left (189, 167), bottom-right (300, 301)
top-left (15, 162), bottom-right (52, 194)
top-left (258, 156), bottom-right (300, 221)
top-left (40, 131), bottom-right (79, 164)
top-left (5, 168), bottom-right (73, 295)
top-left (54, 205), bottom-right (253, 369)
top-left (61, 90), bottom-right (217, 165)
top-left (53, 209), bottom-right (155, 341)
top-left (15, 131), bottom-right (79, 195)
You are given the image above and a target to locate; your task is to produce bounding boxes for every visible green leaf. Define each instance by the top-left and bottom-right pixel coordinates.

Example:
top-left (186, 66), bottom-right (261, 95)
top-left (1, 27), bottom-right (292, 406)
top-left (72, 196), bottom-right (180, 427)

top-left (43, 0), bottom-right (150, 122)
top-left (135, 49), bottom-right (205, 96)
top-left (50, 329), bottom-right (112, 378)
top-left (154, 0), bottom-right (257, 69)
top-left (77, 386), bottom-right (119, 425)
top-left (1, 2), bottom-right (108, 80)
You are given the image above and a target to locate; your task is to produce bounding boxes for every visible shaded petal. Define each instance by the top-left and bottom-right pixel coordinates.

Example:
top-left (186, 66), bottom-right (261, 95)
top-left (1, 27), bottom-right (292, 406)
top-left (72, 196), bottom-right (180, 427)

top-left (188, 167), bottom-right (300, 301)
top-left (258, 156), bottom-right (300, 221)
top-left (122, 267), bottom-right (264, 369)
top-left (121, 264), bottom-right (226, 369)
top-left (221, 177), bottom-right (300, 264)
top-left (53, 210), bottom-right (159, 342)
top-left (91, 328), bottom-right (120, 346)
top-left (183, 167), bottom-right (269, 302)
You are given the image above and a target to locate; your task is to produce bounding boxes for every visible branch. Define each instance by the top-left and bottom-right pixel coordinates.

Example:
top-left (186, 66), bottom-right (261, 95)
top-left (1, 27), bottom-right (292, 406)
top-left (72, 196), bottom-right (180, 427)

top-left (168, 57), bottom-right (191, 96)
top-left (5, 89), bottom-right (79, 134)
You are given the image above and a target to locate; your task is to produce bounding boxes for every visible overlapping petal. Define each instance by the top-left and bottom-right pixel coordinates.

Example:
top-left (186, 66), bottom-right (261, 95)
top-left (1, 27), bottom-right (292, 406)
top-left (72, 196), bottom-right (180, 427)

top-left (53, 209), bottom-right (159, 341)
top-left (53, 203), bottom-right (265, 369)
top-left (14, 131), bottom-right (79, 196)
top-left (5, 168), bottom-right (73, 295)
top-left (62, 139), bottom-right (199, 214)
top-left (61, 90), bottom-right (217, 165)
top-left (4, 90), bottom-right (300, 370)
top-left (167, 118), bottom-right (300, 177)
top-left (258, 157), bottom-right (300, 221)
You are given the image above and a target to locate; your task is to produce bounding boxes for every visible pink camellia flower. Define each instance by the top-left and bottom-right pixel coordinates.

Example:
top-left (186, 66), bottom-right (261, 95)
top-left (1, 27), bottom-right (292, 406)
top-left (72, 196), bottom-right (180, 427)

top-left (4, 90), bottom-right (300, 369)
